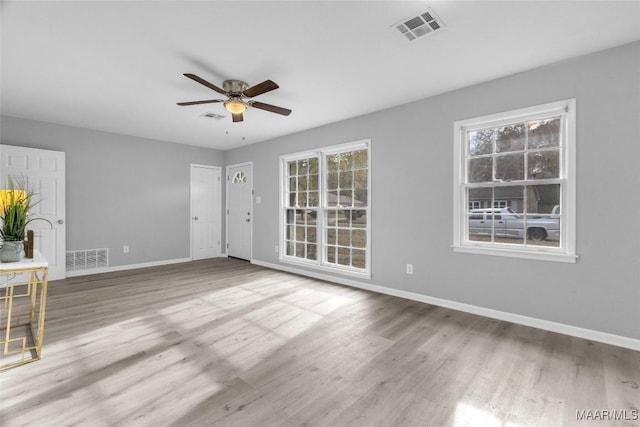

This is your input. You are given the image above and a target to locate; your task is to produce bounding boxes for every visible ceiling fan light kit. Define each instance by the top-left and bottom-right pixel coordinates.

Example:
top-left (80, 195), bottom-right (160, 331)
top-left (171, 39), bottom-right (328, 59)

top-left (224, 99), bottom-right (246, 114)
top-left (177, 74), bottom-right (292, 123)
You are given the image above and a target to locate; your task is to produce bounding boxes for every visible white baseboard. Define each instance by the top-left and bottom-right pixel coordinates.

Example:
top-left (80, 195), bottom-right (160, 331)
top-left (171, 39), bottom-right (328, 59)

top-left (65, 257), bottom-right (192, 277)
top-left (252, 259), bottom-right (640, 351)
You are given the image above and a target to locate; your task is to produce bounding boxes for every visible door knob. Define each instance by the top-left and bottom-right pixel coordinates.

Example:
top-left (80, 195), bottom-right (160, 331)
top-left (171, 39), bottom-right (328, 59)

top-left (57, 219), bottom-right (64, 224)
top-left (246, 218), bottom-right (251, 222)
top-left (193, 216), bottom-right (199, 221)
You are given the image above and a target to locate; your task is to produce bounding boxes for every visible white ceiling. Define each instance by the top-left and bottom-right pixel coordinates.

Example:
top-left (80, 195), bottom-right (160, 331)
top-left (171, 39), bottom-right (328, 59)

top-left (2, 1), bottom-right (640, 150)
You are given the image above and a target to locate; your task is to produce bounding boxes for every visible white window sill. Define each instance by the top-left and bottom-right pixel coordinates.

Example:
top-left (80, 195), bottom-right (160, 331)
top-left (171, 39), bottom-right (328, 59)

top-left (280, 256), bottom-right (372, 279)
top-left (452, 244), bottom-right (578, 263)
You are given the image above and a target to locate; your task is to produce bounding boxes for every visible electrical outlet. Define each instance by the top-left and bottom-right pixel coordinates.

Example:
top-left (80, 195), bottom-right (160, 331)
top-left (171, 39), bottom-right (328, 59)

top-left (123, 245), bottom-right (129, 253)
top-left (406, 263), bottom-right (413, 275)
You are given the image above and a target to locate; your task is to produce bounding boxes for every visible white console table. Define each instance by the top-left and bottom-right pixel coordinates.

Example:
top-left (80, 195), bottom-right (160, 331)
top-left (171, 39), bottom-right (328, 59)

top-left (0, 251), bottom-right (49, 370)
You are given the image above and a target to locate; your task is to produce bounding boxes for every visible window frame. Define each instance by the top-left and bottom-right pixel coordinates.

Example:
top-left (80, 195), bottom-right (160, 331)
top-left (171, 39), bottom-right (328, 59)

top-left (452, 99), bottom-right (577, 263)
top-left (282, 153), bottom-right (320, 262)
top-left (279, 139), bottom-right (371, 278)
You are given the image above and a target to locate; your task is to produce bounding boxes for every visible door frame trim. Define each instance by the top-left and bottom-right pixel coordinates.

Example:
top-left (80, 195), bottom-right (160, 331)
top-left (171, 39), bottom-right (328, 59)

top-left (190, 164), bottom-right (222, 260)
top-left (225, 161), bottom-right (253, 260)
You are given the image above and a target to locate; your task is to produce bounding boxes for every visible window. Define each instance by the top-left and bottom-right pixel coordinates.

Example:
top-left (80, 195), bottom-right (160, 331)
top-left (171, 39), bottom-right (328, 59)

top-left (284, 156), bottom-right (319, 261)
top-left (232, 171), bottom-right (247, 184)
top-left (453, 99), bottom-right (576, 263)
top-left (281, 140), bottom-right (370, 277)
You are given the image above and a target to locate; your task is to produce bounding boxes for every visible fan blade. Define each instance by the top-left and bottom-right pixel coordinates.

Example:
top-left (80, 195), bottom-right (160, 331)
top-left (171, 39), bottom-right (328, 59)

top-left (232, 112), bottom-right (244, 122)
top-left (251, 101), bottom-right (292, 116)
top-left (183, 73), bottom-right (227, 95)
top-left (177, 99), bottom-right (224, 106)
top-left (243, 80), bottom-right (279, 98)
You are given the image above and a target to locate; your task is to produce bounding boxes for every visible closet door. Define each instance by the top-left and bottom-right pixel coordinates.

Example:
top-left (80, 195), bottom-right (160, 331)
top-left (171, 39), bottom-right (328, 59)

top-left (1, 144), bottom-right (66, 279)
top-left (191, 164), bottom-right (221, 260)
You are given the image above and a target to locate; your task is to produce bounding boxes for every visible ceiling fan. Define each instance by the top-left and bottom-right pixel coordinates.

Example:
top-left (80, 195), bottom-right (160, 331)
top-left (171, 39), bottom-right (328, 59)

top-left (177, 73), bottom-right (292, 123)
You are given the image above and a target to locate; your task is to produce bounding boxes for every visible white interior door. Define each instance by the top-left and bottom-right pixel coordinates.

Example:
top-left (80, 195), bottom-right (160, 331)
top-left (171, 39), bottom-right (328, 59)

top-left (0, 144), bottom-right (66, 280)
top-left (226, 162), bottom-right (252, 260)
top-left (190, 164), bottom-right (221, 260)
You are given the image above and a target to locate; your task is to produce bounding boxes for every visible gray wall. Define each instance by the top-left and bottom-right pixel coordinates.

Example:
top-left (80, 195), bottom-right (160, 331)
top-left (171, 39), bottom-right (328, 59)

top-left (225, 41), bottom-right (640, 340)
top-left (1, 42), bottom-right (637, 341)
top-left (0, 119), bottom-right (225, 266)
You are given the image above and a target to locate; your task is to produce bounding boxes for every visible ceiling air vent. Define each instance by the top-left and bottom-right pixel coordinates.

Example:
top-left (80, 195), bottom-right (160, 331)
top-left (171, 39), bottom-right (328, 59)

top-left (201, 112), bottom-right (225, 120)
top-left (393, 8), bottom-right (445, 42)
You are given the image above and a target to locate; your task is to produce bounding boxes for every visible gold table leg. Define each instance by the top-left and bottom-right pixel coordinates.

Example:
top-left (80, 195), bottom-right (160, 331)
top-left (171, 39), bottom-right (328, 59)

top-left (0, 266), bottom-right (49, 370)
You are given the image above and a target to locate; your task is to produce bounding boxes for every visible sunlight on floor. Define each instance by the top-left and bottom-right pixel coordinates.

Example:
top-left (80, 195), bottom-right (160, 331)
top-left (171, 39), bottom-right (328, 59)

top-left (70, 317), bottom-right (228, 425)
top-left (455, 402), bottom-right (522, 427)
top-left (0, 273), bottom-right (363, 425)
top-left (113, 283), bottom-right (354, 422)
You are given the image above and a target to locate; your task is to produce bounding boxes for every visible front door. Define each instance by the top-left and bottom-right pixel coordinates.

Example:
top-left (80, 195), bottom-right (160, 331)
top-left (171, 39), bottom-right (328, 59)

top-left (226, 163), bottom-right (252, 260)
top-left (190, 164), bottom-right (221, 260)
top-left (0, 145), bottom-right (66, 280)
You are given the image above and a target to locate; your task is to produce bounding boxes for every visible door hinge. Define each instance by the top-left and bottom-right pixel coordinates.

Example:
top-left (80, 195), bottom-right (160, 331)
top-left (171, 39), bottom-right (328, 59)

top-left (218, 240), bottom-right (220, 246)
top-left (227, 209), bottom-right (229, 215)
top-left (226, 243), bottom-right (229, 249)
top-left (252, 189), bottom-right (254, 195)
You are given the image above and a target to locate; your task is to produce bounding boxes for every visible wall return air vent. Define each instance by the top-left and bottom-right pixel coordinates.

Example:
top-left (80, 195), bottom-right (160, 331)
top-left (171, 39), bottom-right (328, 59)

top-left (66, 248), bottom-right (109, 274)
top-left (393, 9), bottom-right (445, 41)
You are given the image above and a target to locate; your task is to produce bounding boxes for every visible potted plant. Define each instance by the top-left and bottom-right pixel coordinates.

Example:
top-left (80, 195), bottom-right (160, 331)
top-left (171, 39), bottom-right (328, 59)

top-left (0, 177), bottom-right (51, 262)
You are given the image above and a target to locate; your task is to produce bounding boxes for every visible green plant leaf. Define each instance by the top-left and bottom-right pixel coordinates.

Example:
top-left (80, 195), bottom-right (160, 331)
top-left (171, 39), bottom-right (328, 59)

top-left (0, 176), bottom-right (51, 242)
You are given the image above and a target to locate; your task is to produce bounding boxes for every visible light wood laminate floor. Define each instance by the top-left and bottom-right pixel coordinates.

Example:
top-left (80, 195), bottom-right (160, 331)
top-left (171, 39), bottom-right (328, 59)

top-left (1, 258), bottom-right (639, 426)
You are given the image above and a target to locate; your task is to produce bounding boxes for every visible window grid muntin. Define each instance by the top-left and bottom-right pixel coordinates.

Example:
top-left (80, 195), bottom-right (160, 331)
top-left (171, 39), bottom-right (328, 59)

top-left (322, 148), bottom-right (368, 270)
top-left (286, 157), bottom-right (319, 209)
top-left (462, 113), bottom-right (566, 251)
top-left (284, 208), bottom-right (318, 261)
top-left (325, 149), bottom-right (368, 209)
top-left (465, 184), bottom-right (562, 248)
top-left (281, 141), bottom-right (370, 275)
top-left (465, 116), bottom-right (563, 185)
top-left (284, 156), bottom-right (319, 262)
top-left (323, 209), bottom-right (367, 269)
